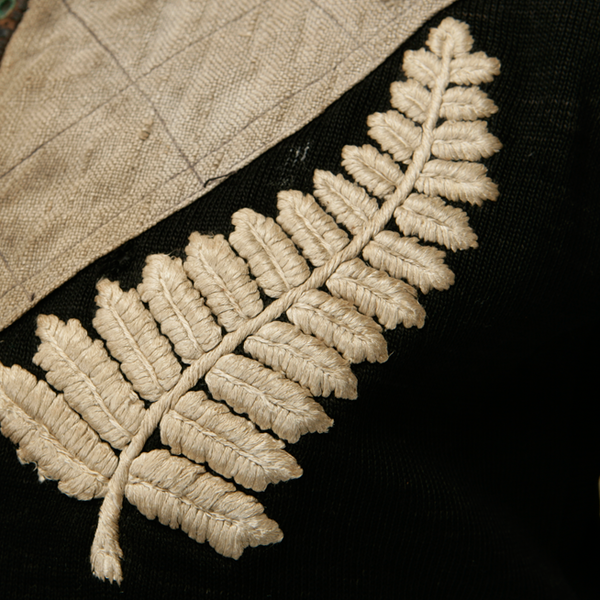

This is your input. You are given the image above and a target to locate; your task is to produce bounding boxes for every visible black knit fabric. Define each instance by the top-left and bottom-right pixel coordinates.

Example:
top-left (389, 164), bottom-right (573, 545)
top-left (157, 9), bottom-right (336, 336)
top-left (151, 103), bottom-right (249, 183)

top-left (1, 1), bottom-right (599, 598)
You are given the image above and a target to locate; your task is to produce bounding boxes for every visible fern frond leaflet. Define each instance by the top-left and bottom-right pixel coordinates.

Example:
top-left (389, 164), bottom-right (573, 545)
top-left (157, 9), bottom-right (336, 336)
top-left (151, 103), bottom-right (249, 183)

top-left (0, 17), bottom-right (502, 583)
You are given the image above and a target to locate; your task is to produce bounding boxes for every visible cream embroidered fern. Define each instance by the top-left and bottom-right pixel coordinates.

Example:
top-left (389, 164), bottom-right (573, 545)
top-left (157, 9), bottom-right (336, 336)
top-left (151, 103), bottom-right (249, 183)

top-left (0, 17), bottom-right (501, 584)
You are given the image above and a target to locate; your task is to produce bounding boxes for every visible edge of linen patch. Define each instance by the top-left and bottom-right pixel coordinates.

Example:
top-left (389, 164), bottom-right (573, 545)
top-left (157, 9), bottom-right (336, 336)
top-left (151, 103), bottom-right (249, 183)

top-left (0, 0), bottom-right (456, 334)
top-left (0, 18), bottom-right (501, 584)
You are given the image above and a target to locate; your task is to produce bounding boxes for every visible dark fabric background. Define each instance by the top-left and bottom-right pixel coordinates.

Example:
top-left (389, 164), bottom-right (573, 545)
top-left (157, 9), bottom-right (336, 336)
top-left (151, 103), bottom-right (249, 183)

top-left (1, 1), bottom-right (599, 598)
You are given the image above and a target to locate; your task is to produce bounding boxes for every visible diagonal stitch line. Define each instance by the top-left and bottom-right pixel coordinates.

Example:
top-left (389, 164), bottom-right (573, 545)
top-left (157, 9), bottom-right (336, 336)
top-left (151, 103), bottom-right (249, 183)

top-left (131, 0), bottom-right (260, 84)
top-left (1, 20), bottom-right (501, 578)
top-left (0, 3), bottom-right (264, 181)
top-left (0, 175), bottom-right (198, 302)
top-left (0, 82), bottom-right (134, 181)
top-left (0, 43), bottom-right (365, 303)
top-left (0, 40), bottom-right (377, 302)
top-left (0, 55), bottom-right (349, 302)
top-left (307, 0), bottom-right (374, 60)
top-left (1, 0), bottom-right (410, 181)
top-left (177, 1), bottom-right (437, 175)
top-left (0, 3), bottom-right (437, 302)
top-left (185, 40), bottom-right (374, 171)
top-left (60, 0), bottom-right (204, 188)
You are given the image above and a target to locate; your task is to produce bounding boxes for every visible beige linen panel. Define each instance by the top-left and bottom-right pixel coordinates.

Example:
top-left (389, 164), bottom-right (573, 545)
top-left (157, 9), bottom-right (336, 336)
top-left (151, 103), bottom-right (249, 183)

top-left (0, 0), bottom-right (453, 331)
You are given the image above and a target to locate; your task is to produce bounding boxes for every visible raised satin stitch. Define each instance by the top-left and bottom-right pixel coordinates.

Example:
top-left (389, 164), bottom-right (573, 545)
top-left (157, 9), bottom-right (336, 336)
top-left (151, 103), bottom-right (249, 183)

top-left (160, 391), bottom-right (302, 492)
top-left (0, 18), bottom-right (501, 584)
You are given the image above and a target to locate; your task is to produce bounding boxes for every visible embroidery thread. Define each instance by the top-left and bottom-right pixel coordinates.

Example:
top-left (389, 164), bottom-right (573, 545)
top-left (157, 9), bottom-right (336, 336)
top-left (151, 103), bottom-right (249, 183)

top-left (0, 18), bottom-right (501, 583)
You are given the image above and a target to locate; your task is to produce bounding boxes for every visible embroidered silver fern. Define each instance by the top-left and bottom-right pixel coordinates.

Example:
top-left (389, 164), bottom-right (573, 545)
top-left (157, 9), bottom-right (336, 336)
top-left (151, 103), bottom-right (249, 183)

top-left (0, 18), bottom-right (501, 584)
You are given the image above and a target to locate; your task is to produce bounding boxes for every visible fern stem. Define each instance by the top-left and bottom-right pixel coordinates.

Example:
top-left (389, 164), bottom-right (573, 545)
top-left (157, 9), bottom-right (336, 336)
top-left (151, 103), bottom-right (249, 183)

top-left (90, 38), bottom-right (453, 583)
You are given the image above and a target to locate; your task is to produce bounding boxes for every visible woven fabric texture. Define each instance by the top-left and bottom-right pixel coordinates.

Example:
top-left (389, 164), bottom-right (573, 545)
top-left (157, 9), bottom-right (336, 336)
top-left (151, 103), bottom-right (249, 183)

top-left (1, 0), bottom-right (599, 598)
top-left (0, 0), bottom-right (453, 332)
